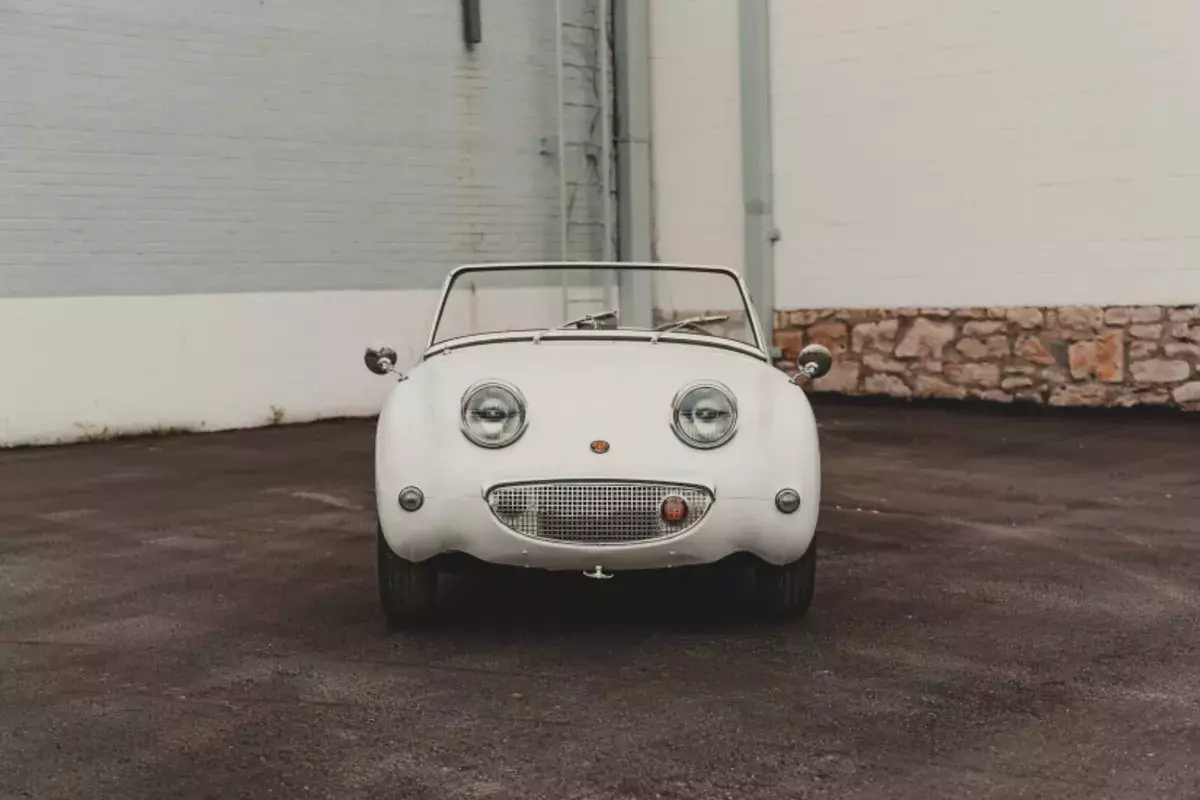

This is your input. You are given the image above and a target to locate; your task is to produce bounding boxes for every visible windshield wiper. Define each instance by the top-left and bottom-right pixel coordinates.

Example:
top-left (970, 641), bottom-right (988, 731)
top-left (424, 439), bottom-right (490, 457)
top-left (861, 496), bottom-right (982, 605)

top-left (652, 314), bottom-right (730, 335)
top-left (557, 309), bottom-right (619, 330)
top-left (532, 309), bottom-right (619, 344)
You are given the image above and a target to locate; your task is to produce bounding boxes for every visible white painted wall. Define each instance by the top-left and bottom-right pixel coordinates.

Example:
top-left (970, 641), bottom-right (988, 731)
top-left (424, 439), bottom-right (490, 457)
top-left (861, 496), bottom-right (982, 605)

top-left (771, 0), bottom-right (1200, 309)
top-left (0, 0), bottom-right (607, 446)
top-left (0, 285), bottom-right (590, 446)
top-left (649, 0), bottom-right (1200, 311)
top-left (648, 0), bottom-right (744, 279)
top-left (0, 291), bottom-right (434, 446)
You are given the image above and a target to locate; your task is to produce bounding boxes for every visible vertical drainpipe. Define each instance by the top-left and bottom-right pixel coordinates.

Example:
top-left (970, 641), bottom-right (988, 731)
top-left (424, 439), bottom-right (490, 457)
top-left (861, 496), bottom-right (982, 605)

top-left (599, 0), bottom-right (615, 310)
top-left (555, 0), bottom-right (568, 262)
top-left (738, 0), bottom-right (778, 357)
top-left (614, 0), bottom-right (654, 328)
top-left (555, 0), bottom-right (570, 318)
top-left (600, 0), bottom-right (613, 263)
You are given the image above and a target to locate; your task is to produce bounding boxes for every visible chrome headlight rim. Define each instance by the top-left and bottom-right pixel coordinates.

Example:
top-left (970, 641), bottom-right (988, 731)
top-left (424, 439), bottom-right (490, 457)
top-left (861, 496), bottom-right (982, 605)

top-left (670, 380), bottom-right (739, 450)
top-left (460, 379), bottom-right (529, 449)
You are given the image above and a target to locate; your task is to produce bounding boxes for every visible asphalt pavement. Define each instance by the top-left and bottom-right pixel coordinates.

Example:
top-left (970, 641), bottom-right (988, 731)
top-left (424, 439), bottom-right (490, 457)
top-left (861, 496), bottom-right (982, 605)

top-left (2, 403), bottom-right (1199, 799)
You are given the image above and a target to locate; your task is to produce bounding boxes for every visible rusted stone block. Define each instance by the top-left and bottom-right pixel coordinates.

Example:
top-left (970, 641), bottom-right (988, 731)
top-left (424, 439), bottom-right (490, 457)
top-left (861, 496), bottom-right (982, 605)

top-left (1068, 331), bottom-right (1124, 383)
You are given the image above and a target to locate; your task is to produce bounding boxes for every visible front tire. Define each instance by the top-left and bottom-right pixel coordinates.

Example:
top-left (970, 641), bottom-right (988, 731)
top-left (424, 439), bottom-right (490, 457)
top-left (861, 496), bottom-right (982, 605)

top-left (754, 535), bottom-right (817, 619)
top-left (377, 525), bottom-right (438, 628)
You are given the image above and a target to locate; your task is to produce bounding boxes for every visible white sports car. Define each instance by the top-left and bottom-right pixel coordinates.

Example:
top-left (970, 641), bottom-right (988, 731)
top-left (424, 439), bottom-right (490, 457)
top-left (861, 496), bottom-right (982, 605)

top-left (364, 262), bottom-right (833, 626)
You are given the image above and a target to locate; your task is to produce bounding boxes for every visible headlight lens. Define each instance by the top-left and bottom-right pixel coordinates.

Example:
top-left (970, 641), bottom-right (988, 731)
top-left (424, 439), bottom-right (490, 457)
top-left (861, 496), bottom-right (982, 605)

top-left (671, 381), bottom-right (738, 448)
top-left (460, 380), bottom-right (528, 448)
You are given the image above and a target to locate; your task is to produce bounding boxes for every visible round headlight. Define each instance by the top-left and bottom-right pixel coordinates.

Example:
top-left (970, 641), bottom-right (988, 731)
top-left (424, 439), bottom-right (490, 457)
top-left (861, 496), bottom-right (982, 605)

top-left (460, 380), bottom-right (528, 448)
top-left (671, 381), bottom-right (738, 449)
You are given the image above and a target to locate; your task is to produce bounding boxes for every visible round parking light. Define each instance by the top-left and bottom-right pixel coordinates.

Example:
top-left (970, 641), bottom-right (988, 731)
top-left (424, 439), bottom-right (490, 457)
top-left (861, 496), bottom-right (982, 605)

top-left (775, 488), bottom-right (800, 514)
top-left (398, 486), bottom-right (425, 512)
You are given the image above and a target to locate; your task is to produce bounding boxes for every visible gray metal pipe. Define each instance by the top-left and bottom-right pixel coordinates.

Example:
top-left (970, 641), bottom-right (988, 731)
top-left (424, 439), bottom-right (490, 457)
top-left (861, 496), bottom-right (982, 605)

top-left (738, 0), bottom-right (778, 355)
top-left (556, 0), bottom-right (570, 319)
top-left (614, 0), bottom-right (654, 327)
top-left (600, 0), bottom-right (613, 263)
top-left (555, 0), bottom-right (568, 263)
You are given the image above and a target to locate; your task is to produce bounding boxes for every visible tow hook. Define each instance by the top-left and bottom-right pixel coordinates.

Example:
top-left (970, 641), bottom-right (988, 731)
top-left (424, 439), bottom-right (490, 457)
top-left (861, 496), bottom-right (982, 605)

top-left (582, 565), bottom-right (613, 580)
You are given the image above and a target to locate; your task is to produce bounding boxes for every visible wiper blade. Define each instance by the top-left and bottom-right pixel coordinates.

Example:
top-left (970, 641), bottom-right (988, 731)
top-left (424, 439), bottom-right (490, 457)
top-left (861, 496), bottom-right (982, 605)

top-left (653, 314), bottom-right (730, 334)
top-left (555, 309), bottom-right (619, 331)
top-left (532, 309), bottom-right (619, 344)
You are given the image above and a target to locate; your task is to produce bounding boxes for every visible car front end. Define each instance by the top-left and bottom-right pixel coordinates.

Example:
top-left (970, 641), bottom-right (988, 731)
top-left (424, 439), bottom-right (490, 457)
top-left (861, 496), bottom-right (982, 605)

top-left (374, 338), bottom-right (821, 574)
top-left (366, 261), bottom-right (832, 626)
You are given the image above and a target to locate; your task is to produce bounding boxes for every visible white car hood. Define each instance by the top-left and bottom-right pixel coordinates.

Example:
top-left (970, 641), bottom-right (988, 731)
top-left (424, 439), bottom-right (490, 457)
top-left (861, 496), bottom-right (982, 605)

top-left (422, 336), bottom-right (769, 388)
top-left (379, 338), bottom-right (811, 498)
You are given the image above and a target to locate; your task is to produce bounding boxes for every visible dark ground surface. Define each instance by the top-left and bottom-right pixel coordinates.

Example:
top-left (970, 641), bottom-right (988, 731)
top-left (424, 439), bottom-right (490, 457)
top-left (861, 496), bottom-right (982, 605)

top-left (2, 403), bottom-right (1199, 800)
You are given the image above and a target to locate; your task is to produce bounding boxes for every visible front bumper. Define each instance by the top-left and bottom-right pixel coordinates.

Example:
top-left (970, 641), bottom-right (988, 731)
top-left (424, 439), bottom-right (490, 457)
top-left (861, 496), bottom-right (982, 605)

top-left (377, 477), bottom-right (818, 571)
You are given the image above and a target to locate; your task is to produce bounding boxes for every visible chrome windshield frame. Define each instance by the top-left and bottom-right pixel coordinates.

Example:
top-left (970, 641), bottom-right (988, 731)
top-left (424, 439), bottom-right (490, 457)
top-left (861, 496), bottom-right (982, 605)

top-left (424, 261), bottom-right (767, 355)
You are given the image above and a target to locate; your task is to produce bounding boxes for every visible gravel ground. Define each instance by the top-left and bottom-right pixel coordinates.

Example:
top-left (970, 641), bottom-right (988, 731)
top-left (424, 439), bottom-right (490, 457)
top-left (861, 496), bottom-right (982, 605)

top-left (1, 403), bottom-right (1198, 799)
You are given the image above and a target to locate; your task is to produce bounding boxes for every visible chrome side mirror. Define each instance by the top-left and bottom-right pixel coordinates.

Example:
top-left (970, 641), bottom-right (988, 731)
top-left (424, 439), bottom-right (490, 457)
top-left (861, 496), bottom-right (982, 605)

top-left (364, 346), bottom-right (403, 378)
top-left (791, 344), bottom-right (833, 384)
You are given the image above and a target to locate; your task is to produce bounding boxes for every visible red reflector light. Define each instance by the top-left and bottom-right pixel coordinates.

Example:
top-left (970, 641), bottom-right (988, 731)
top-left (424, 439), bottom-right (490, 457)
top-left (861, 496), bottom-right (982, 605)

top-left (661, 495), bottom-right (688, 523)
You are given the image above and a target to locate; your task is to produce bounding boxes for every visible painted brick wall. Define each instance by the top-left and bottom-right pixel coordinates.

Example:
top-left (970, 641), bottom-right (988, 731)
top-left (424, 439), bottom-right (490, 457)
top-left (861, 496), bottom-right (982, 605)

top-left (0, 0), bottom-right (607, 297)
top-left (648, 0), bottom-right (744, 275)
top-left (770, 0), bottom-right (1200, 309)
top-left (648, 0), bottom-right (1200, 310)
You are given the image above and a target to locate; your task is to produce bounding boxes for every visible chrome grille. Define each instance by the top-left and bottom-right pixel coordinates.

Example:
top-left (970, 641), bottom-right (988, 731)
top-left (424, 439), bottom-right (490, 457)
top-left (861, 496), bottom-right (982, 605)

top-left (486, 481), bottom-right (713, 545)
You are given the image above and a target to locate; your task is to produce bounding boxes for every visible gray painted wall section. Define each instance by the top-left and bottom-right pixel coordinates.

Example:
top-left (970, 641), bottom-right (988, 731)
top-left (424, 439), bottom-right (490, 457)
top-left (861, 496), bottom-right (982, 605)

top-left (0, 0), bottom-right (606, 297)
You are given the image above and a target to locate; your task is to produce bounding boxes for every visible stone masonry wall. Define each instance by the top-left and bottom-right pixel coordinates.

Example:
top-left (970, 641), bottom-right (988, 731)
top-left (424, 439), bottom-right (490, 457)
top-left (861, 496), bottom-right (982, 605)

top-left (772, 305), bottom-right (1200, 411)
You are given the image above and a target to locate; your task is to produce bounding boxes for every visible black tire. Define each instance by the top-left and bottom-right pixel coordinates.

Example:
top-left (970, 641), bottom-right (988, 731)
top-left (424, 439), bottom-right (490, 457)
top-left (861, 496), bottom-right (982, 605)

top-left (377, 525), bottom-right (438, 628)
top-left (754, 535), bottom-right (817, 619)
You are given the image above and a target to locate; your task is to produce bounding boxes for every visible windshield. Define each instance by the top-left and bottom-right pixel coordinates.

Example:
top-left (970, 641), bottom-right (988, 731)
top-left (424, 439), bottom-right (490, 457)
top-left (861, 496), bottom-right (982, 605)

top-left (430, 265), bottom-right (760, 350)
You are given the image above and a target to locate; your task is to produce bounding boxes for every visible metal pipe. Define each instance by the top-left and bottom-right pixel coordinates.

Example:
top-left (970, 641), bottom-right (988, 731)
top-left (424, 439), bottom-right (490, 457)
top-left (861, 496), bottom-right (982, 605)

top-left (738, 0), bottom-right (777, 355)
top-left (614, 0), bottom-right (654, 327)
top-left (555, 0), bottom-right (568, 263)
top-left (600, 0), bottom-right (613, 263)
top-left (555, 0), bottom-right (570, 317)
top-left (599, 0), bottom-right (616, 307)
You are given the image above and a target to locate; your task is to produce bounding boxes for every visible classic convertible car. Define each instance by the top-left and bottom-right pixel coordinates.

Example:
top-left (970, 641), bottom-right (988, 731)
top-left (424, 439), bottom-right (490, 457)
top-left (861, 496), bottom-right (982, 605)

top-left (364, 262), bottom-right (833, 626)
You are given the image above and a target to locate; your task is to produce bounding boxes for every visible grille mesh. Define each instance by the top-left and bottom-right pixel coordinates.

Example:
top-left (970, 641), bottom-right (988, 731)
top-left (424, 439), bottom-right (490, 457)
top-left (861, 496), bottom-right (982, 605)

top-left (486, 481), bottom-right (713, 545)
